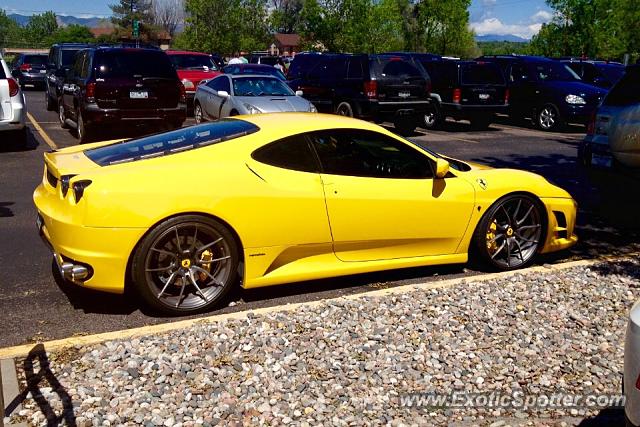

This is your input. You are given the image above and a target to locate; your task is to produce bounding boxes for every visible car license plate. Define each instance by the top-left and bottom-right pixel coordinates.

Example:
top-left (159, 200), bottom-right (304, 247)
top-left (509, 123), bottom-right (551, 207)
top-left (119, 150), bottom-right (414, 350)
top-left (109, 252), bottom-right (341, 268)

top-left (479, 93), bottom-right (490, 100)
top-left (40, 69), bottom-right (47, 73)
top-left (591, 154), bottom-right (612, 168)
top-left (398, 91), bottom-right (410, 98)
top-left (130, 91), bottom-right (149, 99)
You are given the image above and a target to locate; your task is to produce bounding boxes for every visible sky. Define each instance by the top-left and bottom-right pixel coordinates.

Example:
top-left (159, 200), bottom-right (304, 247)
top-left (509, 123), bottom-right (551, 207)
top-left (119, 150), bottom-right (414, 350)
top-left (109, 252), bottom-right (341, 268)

top-left (0, 0), bottom-right (556, 40)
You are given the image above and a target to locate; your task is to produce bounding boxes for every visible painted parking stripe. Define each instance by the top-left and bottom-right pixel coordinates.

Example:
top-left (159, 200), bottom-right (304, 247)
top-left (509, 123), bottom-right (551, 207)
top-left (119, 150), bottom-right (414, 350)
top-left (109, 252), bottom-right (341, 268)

top-left (27, 112), bottom-right (58, 150)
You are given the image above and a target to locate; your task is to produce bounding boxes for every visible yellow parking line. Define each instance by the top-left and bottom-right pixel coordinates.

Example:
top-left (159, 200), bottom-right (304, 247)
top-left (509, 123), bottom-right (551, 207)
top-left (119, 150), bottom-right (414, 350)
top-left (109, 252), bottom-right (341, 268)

top-left (27, 112), bottom-right (58, 150)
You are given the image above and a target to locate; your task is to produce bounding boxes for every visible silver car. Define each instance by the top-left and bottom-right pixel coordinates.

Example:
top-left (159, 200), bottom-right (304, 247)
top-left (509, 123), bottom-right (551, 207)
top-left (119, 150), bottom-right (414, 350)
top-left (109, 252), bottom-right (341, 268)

top-left (0, 54), bottom-right (27, 145)
top-left (193, 74), bottom-right (316, 123)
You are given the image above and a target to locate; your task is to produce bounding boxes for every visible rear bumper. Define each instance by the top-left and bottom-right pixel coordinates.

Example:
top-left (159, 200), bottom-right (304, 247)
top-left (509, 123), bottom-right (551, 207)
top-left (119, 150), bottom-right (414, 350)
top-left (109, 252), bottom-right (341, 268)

top-left (441, 103), bottom-right (509, 116)
top-left (83, 103), bottom-right (187, 125)
top-left (539, 197), bottom-right (578, 254)
top-left (18, 72), bottom-right (47, 85)
top-left (359, 100), bottom-right (431, 120)
top-left (0, 97), bottom-right (27, 132)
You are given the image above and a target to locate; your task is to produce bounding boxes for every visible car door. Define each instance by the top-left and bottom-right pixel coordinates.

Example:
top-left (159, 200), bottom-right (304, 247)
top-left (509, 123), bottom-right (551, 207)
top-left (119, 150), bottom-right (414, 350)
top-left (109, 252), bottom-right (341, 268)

top-left (508, 63), bottom-right (536, 116)
top-left (308, 128), bottom-right (476, 262)
top-left (202, 76), bottom-right (231, 119)
top-left (62, 52), bottom-right (85, 119)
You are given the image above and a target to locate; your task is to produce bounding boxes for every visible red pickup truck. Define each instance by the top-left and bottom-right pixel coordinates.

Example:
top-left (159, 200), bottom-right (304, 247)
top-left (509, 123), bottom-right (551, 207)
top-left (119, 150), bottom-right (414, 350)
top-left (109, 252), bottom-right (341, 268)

top-left (166, 51), bottom-right (222, 110)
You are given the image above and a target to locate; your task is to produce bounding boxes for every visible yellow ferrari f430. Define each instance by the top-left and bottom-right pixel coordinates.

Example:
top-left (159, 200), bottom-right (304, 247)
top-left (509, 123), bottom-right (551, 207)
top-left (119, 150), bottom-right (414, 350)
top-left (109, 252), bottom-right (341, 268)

top-left (34, 113), bottom-right (577, 314)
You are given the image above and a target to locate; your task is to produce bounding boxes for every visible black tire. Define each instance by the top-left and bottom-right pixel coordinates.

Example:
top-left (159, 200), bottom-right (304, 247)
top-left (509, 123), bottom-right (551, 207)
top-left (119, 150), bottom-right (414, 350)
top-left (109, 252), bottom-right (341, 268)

top-left (46, 91), bottom-right (56, 111)
top-left (58, 100), bottom-right (69, 129)
top-left (131, 215), bottom-right (240, 315)
top-left (335, 101), bottom-right (354, 117)
top-left (194, 102), bottom-right (204, 124)
top-left (76, 108), bottom-right (92, 144)
top-left (422, 104), bottom-right (442, 130)
top-left (393, 116), bottom-right (416, 136)
top-left (536, 104), bottom-right (563, 132)
top-left (472, 194), bottom-right (545, 271)
top-left (469, 114), bottom-right (492, 130)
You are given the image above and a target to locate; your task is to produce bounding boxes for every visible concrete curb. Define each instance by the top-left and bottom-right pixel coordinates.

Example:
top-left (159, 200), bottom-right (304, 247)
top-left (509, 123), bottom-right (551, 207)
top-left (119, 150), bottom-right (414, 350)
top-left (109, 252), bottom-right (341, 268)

top-left (0, 257), bottom-right (618, 360)
top-left (1, 358), bottom-right (26, 427)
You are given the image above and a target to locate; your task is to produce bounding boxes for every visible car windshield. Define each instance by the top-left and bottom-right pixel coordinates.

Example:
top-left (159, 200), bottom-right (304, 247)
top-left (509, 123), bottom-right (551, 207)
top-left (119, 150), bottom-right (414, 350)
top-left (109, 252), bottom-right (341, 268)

top-left (24, 55), bottom-right (47, 65)
top-left (533, 62), bottom-right (580, 82)
top-left (169, 54), bottom-right (218, 71)
top-left (233, 77), bottom-right (295, 96)
top-left (61, 49), bottom-right (81, 66)
top-left (85, 119), bottom-right (260, 166)
top-left (596, 64), bottom-right (625, 83)
top-left (461, 62), bottom-right (505, 85)
top-left (95, 50), bottom-right (177, 79)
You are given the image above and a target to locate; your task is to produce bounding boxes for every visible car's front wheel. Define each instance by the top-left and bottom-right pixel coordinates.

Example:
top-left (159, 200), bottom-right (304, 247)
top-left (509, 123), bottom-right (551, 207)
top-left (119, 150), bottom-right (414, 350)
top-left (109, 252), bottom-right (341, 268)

top-left (194, 102), bottom-right (204, 124)
top-left (473, 194), bottom-right (545, 271)
top-left (537, 104), bottom-right (563, 131)
top-left (131, 215), bottom-right (240, 315)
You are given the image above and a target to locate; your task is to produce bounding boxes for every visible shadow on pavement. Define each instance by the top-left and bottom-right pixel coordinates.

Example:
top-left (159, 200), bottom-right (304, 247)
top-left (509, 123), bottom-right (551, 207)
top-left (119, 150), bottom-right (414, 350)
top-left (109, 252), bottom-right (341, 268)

top-left (5, 343), bottom-right (76, 426)
top-left (578, 407), bottom-right (625, 426)
top-left (0, 201), bottom-right (14, 218)
top-left (0, 128), bottom-right (39, 153)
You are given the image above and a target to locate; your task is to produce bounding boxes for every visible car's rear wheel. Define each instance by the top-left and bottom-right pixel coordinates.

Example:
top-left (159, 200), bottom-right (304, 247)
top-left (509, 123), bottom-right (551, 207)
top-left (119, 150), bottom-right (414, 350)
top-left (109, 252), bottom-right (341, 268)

top-left (335, 102), bottom-right (354, 117)
top-left (423, 104), bottom-right (443, 130)
top-left (194, 102), bottom-right (204, 124)
top-left (58, 101), bottom-right (69, 129)
top-left (76, 108), bottom-right (92, 144)
top-left (132, 215), bottom-right (239, 315)
top-left (473, 194), bottom-right (544, 271)
top-left (537, 104), bottom-right (563, 131)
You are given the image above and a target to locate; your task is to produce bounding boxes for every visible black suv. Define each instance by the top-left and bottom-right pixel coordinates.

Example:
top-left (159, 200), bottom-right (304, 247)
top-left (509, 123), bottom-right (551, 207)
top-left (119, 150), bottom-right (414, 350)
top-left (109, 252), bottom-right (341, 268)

top-left (11, 53), bottom-right (48, 89)
top-left (45, 43), bottom-right (92, 111)
top-left (559, 59), bottom-right (625, 89)
top-left (398, 54), bottom-right (508, 129)
top-left (478, 55), bottom-right (607, 131)
top-left (287, 53), bottom-right (431, 134)
top-left (58, 47), bottom-right (186, 143)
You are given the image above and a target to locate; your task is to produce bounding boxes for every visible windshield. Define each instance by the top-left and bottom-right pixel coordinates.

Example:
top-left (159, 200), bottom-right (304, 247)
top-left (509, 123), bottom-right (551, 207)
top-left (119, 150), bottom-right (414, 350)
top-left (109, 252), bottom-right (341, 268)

top-left (61, 49), bottom-right (81, 66)
top-left (533, 63), bottom-right (581, 82)
top-left (233, 77), bottom-right (295, 96)
top-left (169, 54), bottom-right (218, 71)
top-left (596, 64), bottom-right (625, 83)
top-left (461, 63), bottom-right (505, 85)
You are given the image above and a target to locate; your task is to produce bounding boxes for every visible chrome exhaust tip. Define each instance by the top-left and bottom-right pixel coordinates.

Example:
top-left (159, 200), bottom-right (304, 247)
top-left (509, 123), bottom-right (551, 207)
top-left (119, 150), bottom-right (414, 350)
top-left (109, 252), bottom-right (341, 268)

top-left (58, 259), bottom-right (90, 283)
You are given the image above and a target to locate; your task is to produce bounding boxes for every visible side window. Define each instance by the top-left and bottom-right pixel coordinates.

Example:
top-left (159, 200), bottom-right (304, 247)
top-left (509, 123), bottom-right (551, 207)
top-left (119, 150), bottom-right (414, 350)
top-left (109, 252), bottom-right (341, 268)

top-left (582, 64), bottom-right (598, 82)
top-left (347, 60), bottom-right (363, 79)
top-left (207, 76), bottom-right (230, 93)
top-left (81, 53), bottom-right (91, 78)
top-left (309, 129), bottom-right (433, 179)
top-left (251, 134), bottom-right (318, 173)
top-left (567, 63), bottom-right (583, 78)
top-left (48, 49), bottom-right (55, 66)
top-left (73, 53), bottom-right (85, 77)
top-left (510, 64), bottom-right (530, 82)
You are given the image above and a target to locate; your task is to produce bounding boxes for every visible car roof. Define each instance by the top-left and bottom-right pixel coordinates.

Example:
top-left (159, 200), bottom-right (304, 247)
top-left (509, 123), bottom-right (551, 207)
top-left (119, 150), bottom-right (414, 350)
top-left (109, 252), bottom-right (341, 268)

top-left (54, 42), bottom-right (92, 48)
top-left (479, 55), bottom-right (554, 63)
top-left (239, 113), bottom-right (390, 137)
top-left (166, 51), bottom-right (211, 56)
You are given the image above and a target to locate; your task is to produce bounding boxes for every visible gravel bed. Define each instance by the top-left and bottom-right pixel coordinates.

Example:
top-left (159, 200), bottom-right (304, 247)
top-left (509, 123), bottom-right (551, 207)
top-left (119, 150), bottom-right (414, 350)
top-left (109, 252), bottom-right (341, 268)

top-left (9, 259), bottom-right (640, 426)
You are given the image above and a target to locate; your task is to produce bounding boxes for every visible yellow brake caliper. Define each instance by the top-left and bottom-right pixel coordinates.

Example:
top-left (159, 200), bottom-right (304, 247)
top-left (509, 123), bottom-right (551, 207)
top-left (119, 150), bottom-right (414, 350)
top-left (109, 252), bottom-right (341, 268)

top-left (486, 220), bottom-right (498, 252)
top-left (197, 249), bottom-right (213, 281)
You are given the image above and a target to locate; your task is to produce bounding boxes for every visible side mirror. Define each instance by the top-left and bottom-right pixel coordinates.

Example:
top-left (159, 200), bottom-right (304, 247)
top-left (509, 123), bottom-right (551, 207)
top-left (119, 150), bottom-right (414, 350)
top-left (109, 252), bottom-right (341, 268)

top-left (435, 158), bottom-right (450, 179)
top-left (217, 90), bottom-right (230, 98)
top-left (295, 90), bottom-right (303, 96)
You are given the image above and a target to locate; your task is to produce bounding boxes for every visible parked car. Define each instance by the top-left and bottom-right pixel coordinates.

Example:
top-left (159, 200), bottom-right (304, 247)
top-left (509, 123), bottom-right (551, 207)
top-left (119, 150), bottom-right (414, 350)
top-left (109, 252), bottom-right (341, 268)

top-left (559, 58), bottom-right (625, 89)
top-left (11, 53), bottom-right (48, 89)
top-left (401, 55), bottom-right (508, 129)
top-left (45, 42), bottom-right (92, 111)
top-left (478, 55), bottom-right (606, 131)
top-left (193, 74), bottom-right (316, 123)
top-left (248, 55), bottom-right (280, 66)
top-left (223, 63), bottom-right (286, 81)
top-left (34, 113), bottom-right (577, 314)
top-left (0, 54), bottom-right (27, 145)
top-left (166, 51), bottom-right (222, 109)
top-left (287, 53), bottom-right (431, 135)
top-left (625, 298), bottom-right (640, 427)
top-left (579, 65), bottom-right (640, 172)
top-left (58, 47), bottom-right (186, 143)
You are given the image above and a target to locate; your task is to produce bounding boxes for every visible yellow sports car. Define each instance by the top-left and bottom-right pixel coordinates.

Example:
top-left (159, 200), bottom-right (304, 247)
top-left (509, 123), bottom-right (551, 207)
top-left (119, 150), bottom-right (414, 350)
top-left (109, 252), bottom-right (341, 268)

top-left (34, 113), bottom-right (577, 314)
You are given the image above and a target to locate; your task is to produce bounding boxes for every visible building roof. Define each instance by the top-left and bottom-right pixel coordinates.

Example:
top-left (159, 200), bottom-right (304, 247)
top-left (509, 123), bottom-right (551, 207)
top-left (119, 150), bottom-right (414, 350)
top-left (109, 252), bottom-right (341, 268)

top-left (274, 33), bottom-right (301, 47)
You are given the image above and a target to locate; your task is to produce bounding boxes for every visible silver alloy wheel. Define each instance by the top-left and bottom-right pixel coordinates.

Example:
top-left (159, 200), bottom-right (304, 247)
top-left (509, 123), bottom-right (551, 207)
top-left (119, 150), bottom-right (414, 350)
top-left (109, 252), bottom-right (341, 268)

top-left (143, 222), bottom-right (233, 311)
top-left (58, 103), bottom-right (66, 127)
top-left (336, 102), bottom-right (353, 117)
top-left (77, 110), bottom-right (84, 140)
top-left (485, 197), bottom-right (542, 269)
top-left (194, 104), bottom-right (203, 124)
top-left (539, 106), bottom-right (557, 130)
top-left (424, 111), bottom-right (436, 127)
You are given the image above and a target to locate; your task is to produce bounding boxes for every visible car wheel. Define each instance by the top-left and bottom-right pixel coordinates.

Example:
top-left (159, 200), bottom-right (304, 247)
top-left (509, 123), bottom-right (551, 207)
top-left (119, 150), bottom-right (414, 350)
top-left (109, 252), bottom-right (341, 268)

top-left (76, 108), bottom-right (92, 144)
top-left (46, 91), bottom-right (56, 111)
top-left (131, 215), bottom-right (240, 315)
top-left (393, 116), bottom-right (416, 136)
top-left (473, 194), bottom-right (545, 271)
top-left (58, 101), bottom-right (69, 129)
top-left (537, 104), bottom-right (563, 131)
top-left (422, 104), bottom-right (442, 130)
top-left (470, 114), bottom-right (492, 130)
top-left (194, 102), bottom-right (204, 124)
top-left (335, 102), bottom-right (353, 117)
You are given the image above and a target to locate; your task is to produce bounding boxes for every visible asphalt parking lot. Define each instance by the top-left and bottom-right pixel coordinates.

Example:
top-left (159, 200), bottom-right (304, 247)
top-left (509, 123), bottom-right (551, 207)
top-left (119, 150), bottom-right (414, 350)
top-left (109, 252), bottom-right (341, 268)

top-left (1, 90), bottom-right (638, 348)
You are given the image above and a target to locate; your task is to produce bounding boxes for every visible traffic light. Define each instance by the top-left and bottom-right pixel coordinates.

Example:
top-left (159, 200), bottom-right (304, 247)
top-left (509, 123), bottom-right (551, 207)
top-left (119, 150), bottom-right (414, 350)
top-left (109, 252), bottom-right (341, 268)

top-left (133, 19), bottom-right (140, 38)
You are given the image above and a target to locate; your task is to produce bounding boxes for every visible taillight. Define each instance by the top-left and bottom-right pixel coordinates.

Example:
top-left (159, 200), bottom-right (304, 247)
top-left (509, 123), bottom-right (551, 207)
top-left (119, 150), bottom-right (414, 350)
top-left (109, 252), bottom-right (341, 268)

top-left (85, 82), bottom-right (96, 102)
top-left (363, 80), bottom-right (377, 99)
top-left (19, 63), bottom-right (31, 71)
top-left (73, 180), bottom-right (92, 203)
top-left (635, 372), bottom-right (640, 390)
top-left (8, 78), bottom-right (19, 97)
top-left (179, 82), bottom-right (186, 103)
top-left (504, 89), bottom-right (510, 105)
top-left (453, 88), bottom-right (461, 104)
top-left (586, 111), bottom-right (596, 135)
top-left (425, 80), bottom-right (432, 95)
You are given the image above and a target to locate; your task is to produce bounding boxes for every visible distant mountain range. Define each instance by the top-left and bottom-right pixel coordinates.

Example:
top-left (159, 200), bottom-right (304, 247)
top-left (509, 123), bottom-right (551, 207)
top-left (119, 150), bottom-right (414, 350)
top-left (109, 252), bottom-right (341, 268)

top-left (8, 13), bottom-right (108, 29)
top-left (476, 34), bottom-right (529, 43)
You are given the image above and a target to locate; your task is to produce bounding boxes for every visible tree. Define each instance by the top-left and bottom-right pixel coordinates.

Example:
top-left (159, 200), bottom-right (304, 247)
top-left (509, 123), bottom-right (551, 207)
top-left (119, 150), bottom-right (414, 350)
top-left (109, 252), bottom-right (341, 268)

top-left (413, 0), bottom-right (477, 56)
top-left (269, 0), bottom-right (303, 34)
top-left (110, 0), bottom-right (154, 36)
top-left (152, 0), bottom-right (184, 38)
top-left (0, 9), bottom-right (23, 48)
top-left (25, 11), bottom-right (58, 47)
top-left (48, 24), bottom-right (96, 45)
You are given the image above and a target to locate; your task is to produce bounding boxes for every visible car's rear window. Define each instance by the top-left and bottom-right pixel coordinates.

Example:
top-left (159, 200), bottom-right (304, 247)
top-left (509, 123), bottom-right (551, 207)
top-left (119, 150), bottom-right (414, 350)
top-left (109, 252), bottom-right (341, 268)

top-left (461, 62), bottom-right (505, 85)
top-left (85, 119), bottom-right (260, 166)
top-left (371, 57), bottom-right (423, 79)
top-left (603, 67), bottom-right (640, 107)
top-left (24, 55), bottom-right (47, 65)
top-left (61, 49), bottom-right (81, 66)
top-left (95, 50), bottom-right (176, 79)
